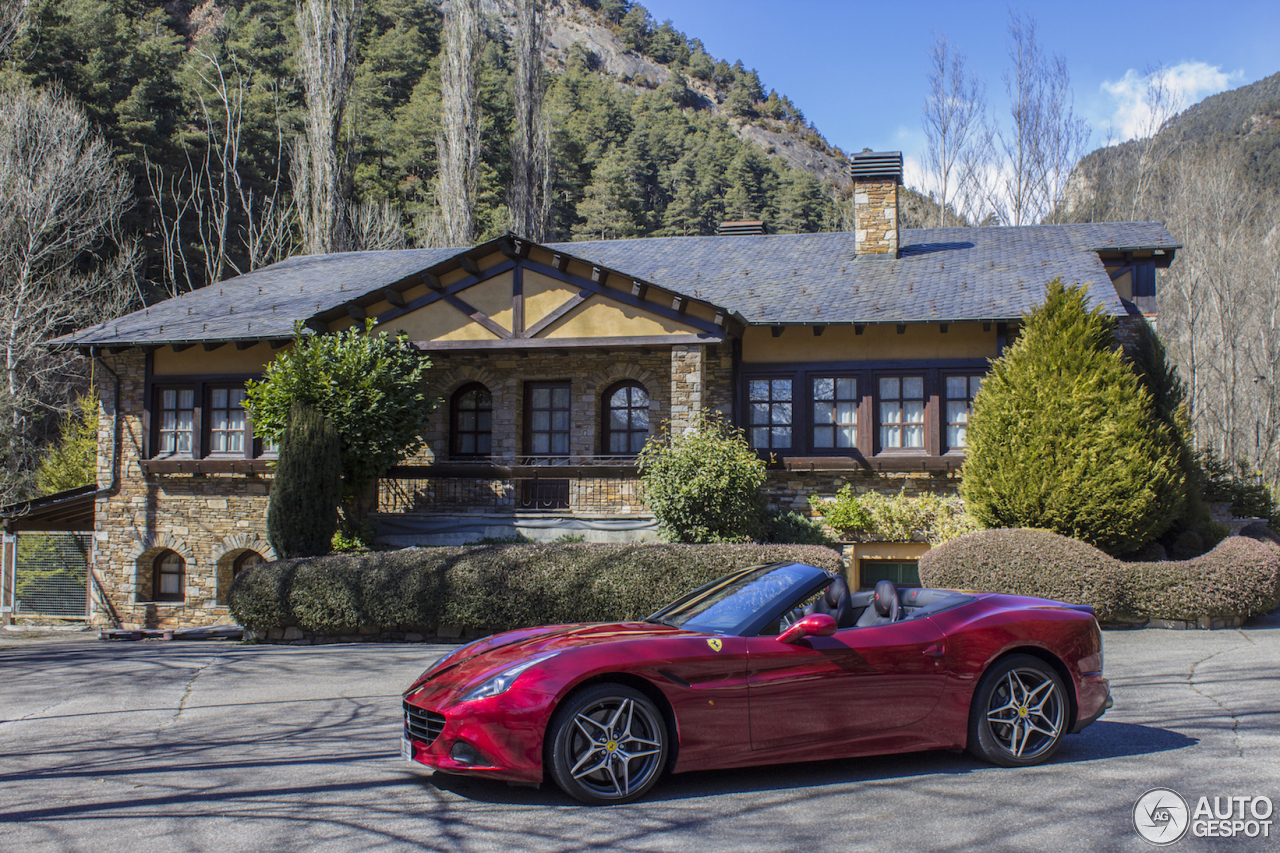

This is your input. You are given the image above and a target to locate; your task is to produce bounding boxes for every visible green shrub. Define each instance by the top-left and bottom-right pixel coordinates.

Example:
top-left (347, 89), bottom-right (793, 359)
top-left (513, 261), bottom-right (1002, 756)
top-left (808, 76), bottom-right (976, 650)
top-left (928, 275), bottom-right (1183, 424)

top-left (638, 413), bottom-right (766, 543)
top-left (1127, 537), bottom-right (1280, 620)
top-left (918, 527), bottom-right (1280, 622)
top-left (810, 487), bottom-right (977, 545)
top-left (918, 529), bottom-right (1126, 618)
top-left (35, 394), bottom-right (97, 495)
top-left (267, 403), bottom-right (342, 559)
top-left (960, 281), bottom-right (1186, 555)
top-left (244, 320), bottom-right (435, 528)
top-left (1197, 447), bottom-right (1278, 524)
top-left (228, 543), bottom-right (843, 634)
top-left (761, 511), bottom-right (837, 547)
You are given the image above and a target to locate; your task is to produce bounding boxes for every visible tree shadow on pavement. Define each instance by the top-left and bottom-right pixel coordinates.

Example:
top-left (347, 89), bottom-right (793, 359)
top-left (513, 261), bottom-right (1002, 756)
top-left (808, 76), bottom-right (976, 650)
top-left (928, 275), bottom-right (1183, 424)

top-left (427, 720), bottom-right (1195, 806)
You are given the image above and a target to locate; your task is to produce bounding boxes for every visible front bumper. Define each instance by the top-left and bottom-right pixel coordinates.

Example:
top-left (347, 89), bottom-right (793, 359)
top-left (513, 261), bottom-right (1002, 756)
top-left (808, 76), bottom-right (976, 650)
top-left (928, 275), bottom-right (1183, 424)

top-left (401, 687), bottom-right (555, 784)
top-left (1071, 674), bottom-right (1111, 734)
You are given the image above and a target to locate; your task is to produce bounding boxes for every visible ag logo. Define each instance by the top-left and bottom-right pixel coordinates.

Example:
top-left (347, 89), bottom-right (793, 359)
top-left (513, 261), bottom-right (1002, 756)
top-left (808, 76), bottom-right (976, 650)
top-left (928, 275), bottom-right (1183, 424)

top-left (1134, 788), bottom-right (1190, 845)
top-left (706, 638), bottom-right (722, 652)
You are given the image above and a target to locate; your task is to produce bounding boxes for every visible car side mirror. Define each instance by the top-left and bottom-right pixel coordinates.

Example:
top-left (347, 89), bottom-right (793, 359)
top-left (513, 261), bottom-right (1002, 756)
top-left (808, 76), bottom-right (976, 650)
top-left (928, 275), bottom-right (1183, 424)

top-left (777, 612), bottom-right (837, 644)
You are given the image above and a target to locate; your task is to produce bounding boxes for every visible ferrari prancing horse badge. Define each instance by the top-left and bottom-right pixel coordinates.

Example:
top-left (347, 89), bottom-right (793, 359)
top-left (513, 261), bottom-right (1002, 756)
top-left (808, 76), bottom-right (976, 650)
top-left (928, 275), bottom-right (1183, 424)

top-left (706, 638), bottom-right (722, 652)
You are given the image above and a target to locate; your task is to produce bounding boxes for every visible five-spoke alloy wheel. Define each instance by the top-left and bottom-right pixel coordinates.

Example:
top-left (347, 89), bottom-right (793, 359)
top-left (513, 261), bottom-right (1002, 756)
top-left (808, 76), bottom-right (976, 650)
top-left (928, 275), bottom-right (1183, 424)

top-left (967, 654), bottom-right (1068, 767)
top-left (547, 684), bottom-right (669, 805)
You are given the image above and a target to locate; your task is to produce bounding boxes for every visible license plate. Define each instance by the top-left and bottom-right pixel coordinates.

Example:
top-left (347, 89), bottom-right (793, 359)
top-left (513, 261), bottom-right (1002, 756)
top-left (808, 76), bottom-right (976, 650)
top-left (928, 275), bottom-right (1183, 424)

top-left (401, 736), bottom-right (413, 763)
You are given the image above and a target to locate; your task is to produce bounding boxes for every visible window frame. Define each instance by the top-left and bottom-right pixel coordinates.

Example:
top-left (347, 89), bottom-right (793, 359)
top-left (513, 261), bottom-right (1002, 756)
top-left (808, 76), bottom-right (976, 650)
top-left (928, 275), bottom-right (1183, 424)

top-left (450, 382), bottom-right (494, 459)
top-left (523, 380), bottom-right (573, 459)
top-left (152, 550), bottom-right (186, 602)
top-left (741, 358), bottom-right (989, 463)
top-left (874, 372), bottom-right (928, 454)
top-left (746, 374), bottom-right (796, 453)
top-left (144, 365), bottom-right (270, 461)
top-left (153, 384), bottom-right (198, 458)
top-left (942, 372), bottom-right (984, 453)
top-left (204, 384), bottom-right (251, 457)
top-left (810, 374), bottom-right (860, 452)
top-left (601, 380), bottom-right (651, 457)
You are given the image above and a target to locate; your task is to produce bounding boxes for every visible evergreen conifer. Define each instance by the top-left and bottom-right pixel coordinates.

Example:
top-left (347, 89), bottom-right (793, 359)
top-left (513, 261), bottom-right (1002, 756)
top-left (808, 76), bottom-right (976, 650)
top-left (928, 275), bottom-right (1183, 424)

top-left (267, 402), bottom-right (342, 559)
top-left (960, 280), bottom-right (1186, 554)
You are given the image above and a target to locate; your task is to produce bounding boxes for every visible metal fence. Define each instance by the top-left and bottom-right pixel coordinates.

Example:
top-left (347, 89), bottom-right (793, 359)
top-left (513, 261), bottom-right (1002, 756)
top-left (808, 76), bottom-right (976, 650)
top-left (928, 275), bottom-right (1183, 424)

top-left (3, 531), bottom-right (92, 619)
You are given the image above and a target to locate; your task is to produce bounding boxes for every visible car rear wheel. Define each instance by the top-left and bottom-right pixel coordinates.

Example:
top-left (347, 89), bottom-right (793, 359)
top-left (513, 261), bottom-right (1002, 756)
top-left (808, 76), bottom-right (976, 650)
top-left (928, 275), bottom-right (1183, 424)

top-left (967, 654), bottom-right (1068, 767)
top-left (547, 684), bottom-right (668, 805)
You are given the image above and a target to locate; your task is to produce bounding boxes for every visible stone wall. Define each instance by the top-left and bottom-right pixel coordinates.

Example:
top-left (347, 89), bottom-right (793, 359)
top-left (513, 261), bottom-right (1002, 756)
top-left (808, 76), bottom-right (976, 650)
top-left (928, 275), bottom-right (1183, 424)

top-left (762, 468), bottom-right (961, 517)
top-left (412, 347), bottom-right (676, 462)
top-left (854, 177), bottom-right (899, 256)
top-left (91, 350), bottom-right (275, 630)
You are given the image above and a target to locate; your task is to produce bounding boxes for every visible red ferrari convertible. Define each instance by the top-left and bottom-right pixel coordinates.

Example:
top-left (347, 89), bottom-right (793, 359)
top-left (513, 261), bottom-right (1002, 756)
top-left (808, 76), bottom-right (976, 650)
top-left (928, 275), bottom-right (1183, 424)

top-left (401, 562), bottom-right (1110, 804)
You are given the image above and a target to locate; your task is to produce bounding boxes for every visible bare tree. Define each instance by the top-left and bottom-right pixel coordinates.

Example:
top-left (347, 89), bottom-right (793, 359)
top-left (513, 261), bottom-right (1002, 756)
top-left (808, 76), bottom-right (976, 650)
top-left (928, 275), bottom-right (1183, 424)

top-left (145, 48), bottom-right (296, 295)
top-left (508, 0), bottom-right (551, 240)
top-left (985, 13), bottom-right (1090, 226)
top-left (437, 0), bottom-right (481, 247)
top-left (1126, 66), bottom-right (1182, 221)
top-left (921, 34), bottom-right (985, 228)
top-left (0, 0), bottom-right (31, 57)
top-left (294, 0), bottom-right (362, 255)
top-left (347, 200), bottom-right (407, 251)
top-left (0, 84), bottom-right (136, 501)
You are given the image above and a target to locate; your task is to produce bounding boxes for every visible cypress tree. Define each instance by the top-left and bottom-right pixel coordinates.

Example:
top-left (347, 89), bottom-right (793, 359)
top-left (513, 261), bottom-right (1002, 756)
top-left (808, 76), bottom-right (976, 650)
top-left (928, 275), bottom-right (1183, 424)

top-left (960, 280), bottom-right (1185, 555)
top-left (267, 402), bottom-right (342, 559)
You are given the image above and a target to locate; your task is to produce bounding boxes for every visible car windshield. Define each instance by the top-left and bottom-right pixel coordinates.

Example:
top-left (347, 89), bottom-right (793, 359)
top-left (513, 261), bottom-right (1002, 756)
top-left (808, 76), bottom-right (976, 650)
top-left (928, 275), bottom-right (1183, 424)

top-left (648, 563), bottom-right (827, 635)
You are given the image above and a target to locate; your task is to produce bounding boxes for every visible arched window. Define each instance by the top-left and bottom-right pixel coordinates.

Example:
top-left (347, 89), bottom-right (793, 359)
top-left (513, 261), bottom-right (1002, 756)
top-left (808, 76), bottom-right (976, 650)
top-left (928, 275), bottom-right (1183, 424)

top-left (232, 550), bottom-right (264, 580)
top-left (451, 383), bottom-right (493, 457)
top-left (603, 381), bottom-right (650, 456)
top-left (153, 550), bottom-right (185, 602)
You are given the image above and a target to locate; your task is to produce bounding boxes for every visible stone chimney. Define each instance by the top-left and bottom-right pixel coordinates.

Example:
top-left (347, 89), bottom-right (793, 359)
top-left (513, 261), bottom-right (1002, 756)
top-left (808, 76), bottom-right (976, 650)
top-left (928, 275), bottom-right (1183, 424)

top-left (850, 151), bottom-right (902, 257)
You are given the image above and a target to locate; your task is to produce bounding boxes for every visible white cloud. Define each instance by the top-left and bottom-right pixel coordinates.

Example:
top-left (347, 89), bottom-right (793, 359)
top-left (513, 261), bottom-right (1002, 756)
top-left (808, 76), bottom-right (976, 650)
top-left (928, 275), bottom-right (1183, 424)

top-left (1101, 62), bottom-right (1242, 142)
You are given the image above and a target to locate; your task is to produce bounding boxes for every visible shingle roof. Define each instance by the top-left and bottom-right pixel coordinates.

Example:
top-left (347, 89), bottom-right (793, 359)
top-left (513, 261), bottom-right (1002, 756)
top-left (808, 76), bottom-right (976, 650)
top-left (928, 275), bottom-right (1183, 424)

top-left (55, 222), bottom-right (1178, 346)
top-left (545, 222), bottom-right (1178, 325)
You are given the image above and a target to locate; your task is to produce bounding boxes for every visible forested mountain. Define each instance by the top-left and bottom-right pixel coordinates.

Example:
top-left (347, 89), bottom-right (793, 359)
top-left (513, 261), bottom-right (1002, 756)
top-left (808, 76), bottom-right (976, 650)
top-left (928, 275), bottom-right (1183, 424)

top-left (1065, 71), bottom-right (1280, 222)
top-left (1063, 70), bottom-right (1280, 492)
top-left (0, 0), bottom-right (877, 299)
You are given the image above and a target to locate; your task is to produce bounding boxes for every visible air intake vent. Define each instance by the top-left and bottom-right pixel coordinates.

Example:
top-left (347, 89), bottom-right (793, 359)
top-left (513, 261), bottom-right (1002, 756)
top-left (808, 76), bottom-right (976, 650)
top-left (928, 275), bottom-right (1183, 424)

top-left (716, 220), bottom-right (768, 236)
top-left (848, 152), bottom-right (903, 183)
top-left (404, 701), bottom-right (446, 745)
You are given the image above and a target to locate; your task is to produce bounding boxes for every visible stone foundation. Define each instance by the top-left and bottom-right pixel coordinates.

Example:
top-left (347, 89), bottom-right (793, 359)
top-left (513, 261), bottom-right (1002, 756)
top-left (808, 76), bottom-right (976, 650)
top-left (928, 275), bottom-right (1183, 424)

top-left (763, 469), bottom-right (960, 516)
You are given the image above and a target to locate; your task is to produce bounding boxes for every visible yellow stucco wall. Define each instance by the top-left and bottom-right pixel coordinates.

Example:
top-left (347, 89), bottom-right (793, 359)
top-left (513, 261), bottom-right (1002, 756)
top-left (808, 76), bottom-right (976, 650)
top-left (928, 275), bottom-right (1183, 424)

top-left (543, 296), bottom-right (704, 338)
top-left (522, 270), bottom-right (580, 325)
top-left (392, 301), bottom-right (501, 341)
top-left (153, 342), bottom-right (282, 375)
top-left (742, 322), bottom-right (997, 363)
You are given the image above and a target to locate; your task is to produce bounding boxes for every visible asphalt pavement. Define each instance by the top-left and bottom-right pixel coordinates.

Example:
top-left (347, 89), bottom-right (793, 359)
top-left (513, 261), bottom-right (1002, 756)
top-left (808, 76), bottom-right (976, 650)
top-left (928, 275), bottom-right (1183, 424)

top-left (2, 616), bottom-right (1279, 853)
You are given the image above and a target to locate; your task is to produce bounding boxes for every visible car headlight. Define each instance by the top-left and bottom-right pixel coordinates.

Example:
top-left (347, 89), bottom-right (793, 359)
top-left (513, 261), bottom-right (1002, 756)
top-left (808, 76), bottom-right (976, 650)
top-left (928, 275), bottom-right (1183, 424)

top-left (460, 652), bottom-right (559, 703)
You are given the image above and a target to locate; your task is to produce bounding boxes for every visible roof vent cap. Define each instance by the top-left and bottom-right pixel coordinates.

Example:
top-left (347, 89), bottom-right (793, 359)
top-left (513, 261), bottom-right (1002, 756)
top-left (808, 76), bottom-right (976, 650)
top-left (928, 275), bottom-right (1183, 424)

top-left (716, 220), bottom-right (768, 236)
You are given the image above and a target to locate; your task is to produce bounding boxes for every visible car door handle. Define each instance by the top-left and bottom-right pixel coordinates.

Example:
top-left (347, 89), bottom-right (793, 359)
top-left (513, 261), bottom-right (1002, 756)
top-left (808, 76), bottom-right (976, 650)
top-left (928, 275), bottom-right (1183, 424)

top-left (922, 643), bottom-right (945, 658)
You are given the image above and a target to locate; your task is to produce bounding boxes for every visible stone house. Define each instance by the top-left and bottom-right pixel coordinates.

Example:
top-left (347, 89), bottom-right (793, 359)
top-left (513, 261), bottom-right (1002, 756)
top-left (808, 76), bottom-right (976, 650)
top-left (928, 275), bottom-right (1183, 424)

top-left (43, 152), bottom-right (1178, 628)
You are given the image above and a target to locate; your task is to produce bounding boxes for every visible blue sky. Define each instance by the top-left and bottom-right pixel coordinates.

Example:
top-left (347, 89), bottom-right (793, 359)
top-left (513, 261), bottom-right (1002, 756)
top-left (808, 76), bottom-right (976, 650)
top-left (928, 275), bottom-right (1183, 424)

top-left (640, 0), bottom-right (1280, 186)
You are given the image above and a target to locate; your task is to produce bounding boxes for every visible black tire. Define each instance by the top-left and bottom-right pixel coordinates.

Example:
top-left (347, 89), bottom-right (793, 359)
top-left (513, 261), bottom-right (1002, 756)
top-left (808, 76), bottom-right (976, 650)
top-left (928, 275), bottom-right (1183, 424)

top-left (967, 654), bottom-right (1069, 767)
top-left (546, 684), bottom-right (669, 805)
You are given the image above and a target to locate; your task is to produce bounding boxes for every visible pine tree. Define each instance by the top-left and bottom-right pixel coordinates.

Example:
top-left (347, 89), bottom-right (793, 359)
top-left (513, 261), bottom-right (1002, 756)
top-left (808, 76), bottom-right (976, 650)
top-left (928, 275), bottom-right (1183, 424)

top-left (267, 402), bottom-right (342, 559)
top-left (960, 280), bottom-right (1186, 554)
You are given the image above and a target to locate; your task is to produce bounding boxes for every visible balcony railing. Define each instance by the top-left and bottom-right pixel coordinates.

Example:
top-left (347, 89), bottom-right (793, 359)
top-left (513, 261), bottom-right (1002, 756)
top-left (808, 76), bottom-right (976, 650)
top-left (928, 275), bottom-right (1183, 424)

top-left (378, 457), bottom-right (645, 515)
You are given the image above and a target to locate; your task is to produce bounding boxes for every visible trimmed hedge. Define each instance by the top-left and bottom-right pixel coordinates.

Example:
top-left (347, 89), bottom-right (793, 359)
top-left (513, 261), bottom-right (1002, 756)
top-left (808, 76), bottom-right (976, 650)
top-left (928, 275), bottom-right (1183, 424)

top-left (917, 529), bottom-right (1125, 618)
top-left (229, 543), bottom-right (843, 636)
top-left (919, 528), bottom-right (1280, 622)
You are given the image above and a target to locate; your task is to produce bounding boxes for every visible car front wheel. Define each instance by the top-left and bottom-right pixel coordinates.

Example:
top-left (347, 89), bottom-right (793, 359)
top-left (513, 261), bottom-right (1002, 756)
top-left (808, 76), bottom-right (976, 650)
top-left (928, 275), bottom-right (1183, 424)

top-left (967, 654), bottom-right (1068, 767)
top-left (546, 684), bottom-right (668, 805)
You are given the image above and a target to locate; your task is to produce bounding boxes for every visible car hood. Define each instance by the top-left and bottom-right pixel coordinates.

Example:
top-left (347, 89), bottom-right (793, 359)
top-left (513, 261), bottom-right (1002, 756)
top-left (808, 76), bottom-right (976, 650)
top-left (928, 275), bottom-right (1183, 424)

top-left (404, 621), bottom-right (690, 695)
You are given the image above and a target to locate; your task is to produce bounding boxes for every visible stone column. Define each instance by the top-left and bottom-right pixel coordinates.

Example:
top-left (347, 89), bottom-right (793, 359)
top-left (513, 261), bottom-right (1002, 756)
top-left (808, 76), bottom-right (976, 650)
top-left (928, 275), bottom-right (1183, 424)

top-left (669, 345), bottom-right (704, 434)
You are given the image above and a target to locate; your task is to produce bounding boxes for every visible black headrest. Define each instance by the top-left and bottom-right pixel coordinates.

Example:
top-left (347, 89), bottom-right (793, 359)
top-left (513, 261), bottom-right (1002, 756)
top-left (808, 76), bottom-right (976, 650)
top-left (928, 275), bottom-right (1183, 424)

top-left (824, 575), bottom-right (849, 608)
top-left (873, 580), bottom-right (898, 617)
